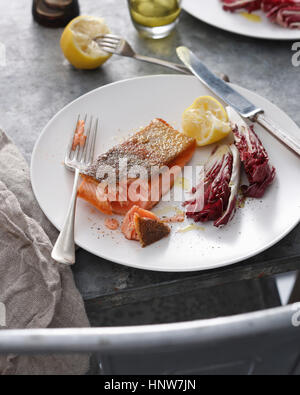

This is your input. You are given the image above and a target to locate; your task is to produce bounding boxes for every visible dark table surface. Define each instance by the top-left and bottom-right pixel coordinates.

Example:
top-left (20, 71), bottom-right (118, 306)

top-left (1, 0), bottom-right (299, 325)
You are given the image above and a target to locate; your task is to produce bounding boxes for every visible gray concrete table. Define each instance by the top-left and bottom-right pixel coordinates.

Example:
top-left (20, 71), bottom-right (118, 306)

top-left (1, 0), bottom-right (299, 326)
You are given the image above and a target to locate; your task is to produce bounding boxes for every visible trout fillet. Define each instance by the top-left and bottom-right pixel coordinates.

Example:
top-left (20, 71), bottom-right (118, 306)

top-left (78, 118), bottom-right (196, 215)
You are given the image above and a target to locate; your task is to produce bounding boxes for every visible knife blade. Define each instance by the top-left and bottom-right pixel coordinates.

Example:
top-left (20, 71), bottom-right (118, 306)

top-left (177, 46), bottom-right (300, 157)
top-left (177, 46), bottom-right (261, 119)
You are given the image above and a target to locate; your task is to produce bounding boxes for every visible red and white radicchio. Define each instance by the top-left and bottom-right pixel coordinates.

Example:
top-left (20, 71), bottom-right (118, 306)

top-left (221, 0), bottom-right (300, 29)
top-left (227, 107), bottom-right (276, 198)
top-left (184, 144), bottom-right (241, 228)
top-left (262, 0), bottom-right (300, 29)
top-left (221, 0), bottom-right (262, 12)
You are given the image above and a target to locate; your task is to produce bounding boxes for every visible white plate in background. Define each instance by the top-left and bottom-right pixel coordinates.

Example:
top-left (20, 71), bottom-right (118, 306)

top-left (182, 0), bottom-right (300, 40)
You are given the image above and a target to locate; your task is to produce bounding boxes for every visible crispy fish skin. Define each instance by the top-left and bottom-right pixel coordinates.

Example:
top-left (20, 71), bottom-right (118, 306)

top-left (78, 119), bottom-right (196, 215)
top-left (121, 205), bottom-right (160, 241)
top-left (83, 118), bottom-right (196, 181)
top-left (134, 215), bottom-right (170, 248)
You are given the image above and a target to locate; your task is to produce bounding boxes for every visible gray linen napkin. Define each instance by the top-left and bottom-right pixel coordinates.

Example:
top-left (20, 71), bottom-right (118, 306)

top-left (0, 129), bottom-right (90, 375)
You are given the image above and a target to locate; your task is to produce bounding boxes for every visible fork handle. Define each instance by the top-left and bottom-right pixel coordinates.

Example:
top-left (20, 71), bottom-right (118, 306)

top-left (134, 54), bottom-right (191, 74)
top-left (133, 55), bottom-right (230, 82)
top-left (51, 168), bottom-right (80, 265)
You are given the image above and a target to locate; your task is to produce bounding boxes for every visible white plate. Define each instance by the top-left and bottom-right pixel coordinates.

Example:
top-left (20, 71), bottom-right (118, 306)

top-left (31, 75), bottom-right (300, 272)
top-left (182, 0), bottom-right (300, 40)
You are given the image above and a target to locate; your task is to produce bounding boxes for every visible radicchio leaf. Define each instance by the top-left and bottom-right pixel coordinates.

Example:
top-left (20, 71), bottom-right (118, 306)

top-left (184, 144), bottom-right (240, 228)
top-left (262, 0), bottom-right (300, 28)
top-left (227, 107), bottom-right (276, 198)
top-left (221, 0), bottom-right (262, 13)
top-left (214, 144), bottom-right (241, 227)
top-left (221, 0), bottom-right (300, 29)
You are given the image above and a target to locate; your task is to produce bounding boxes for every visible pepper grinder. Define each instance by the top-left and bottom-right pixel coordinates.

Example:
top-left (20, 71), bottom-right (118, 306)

top-left (32, 0), bottom-right (80, 27)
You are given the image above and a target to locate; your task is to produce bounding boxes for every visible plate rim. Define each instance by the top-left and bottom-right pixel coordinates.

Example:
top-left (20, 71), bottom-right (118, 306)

top-left (182, 0), bottom-right (300, 41)
top-left (31, 74), bottom-right (300, 272)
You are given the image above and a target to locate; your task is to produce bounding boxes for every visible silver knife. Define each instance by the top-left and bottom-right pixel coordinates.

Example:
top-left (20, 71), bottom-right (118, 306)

top-left (177, 46), bottom-right (300, 157)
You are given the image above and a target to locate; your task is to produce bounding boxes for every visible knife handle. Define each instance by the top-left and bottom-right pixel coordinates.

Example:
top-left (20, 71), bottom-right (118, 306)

top-left (255, 113), bottom-right (300, 157)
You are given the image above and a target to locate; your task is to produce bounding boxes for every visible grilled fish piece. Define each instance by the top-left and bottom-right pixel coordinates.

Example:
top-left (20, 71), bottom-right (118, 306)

top-left (135, 215), bottom-right (170, 248)
top-left (78, 118), bottom-right (196, 215)
top-left (121, 205), bottom-right (170, 247)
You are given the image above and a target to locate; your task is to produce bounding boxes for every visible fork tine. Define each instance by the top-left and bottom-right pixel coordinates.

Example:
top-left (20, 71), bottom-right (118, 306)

top-left (81, 116), bottom-right (93, 164)
top-left (98, 37), bottom-right (121, 45)
top-left (75, 114), bottom-right (87, 162)
top-left (67, 114), bottom-right (80, 161)
top-left (86, 118), bottom-right (98, 165)
top-left (97, 41), bottom-right (118, 48)
top-left (97, 41), bottom-right (120, 51)
top-left (65, 115), bottom-right (98, 172)
top-left (98, 46), bottom-right (115, 54)
top-left (101, 33), bottom-right (121, 40)
top-left (94, 34), bottom-right (120, 44)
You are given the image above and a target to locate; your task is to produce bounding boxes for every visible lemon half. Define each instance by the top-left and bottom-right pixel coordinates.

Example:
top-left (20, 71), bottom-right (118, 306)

top-left (182, 96), bottom-right (231, 147)
top-left (60, 16), bottom-right (111, 70)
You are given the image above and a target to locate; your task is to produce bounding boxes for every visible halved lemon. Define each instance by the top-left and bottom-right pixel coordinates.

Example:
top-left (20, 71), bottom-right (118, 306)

top-left (60, 15), bottom-right (111, 70)
top-left (182, 96), bottom-right (231, 147)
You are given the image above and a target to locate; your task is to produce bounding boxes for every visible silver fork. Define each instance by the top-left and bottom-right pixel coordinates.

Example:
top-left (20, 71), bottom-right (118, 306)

top-left (94, 34), bottom-right (231, 82)
top-left (51, 115), bottom-right (98, 265)
top-left (94, 34), bottom-right (191, 74)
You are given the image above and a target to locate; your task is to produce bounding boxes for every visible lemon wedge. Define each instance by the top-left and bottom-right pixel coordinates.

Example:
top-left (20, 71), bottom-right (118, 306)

top-left (60, 15), bottom-right (111, 70)
top-left (182, 96), bottom-right (231, 147)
